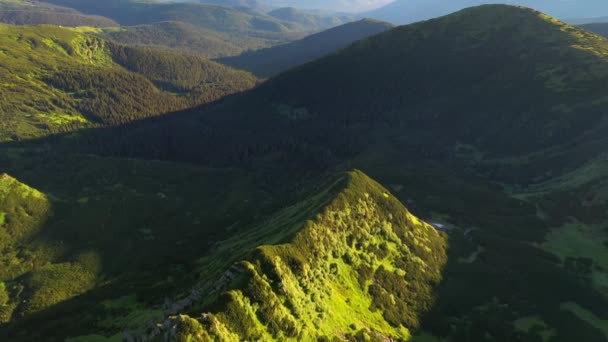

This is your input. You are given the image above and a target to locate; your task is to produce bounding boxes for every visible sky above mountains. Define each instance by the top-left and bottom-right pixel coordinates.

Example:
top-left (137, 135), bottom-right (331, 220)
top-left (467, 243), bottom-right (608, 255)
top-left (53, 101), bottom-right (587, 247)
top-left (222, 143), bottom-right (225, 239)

top-left (257, 0), bottom-right (608, 21)
top-left (257, 0), bottom-right (394, 12)
top-left (365, 0), bottom-right (608, 24)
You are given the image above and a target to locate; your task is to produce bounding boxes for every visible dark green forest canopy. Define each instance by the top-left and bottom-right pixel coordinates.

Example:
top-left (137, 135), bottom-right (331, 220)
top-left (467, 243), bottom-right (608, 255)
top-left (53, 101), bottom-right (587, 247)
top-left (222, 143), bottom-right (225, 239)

top-left (1, 4), bottom-right (608, 342)
top-left (69, 5), bottom-right (608, 178)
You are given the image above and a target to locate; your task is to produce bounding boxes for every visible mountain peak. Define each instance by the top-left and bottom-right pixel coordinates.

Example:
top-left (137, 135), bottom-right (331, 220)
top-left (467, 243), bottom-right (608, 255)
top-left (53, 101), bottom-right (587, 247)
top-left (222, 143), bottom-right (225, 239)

top-left (129, 170), bottom-right (447, 340)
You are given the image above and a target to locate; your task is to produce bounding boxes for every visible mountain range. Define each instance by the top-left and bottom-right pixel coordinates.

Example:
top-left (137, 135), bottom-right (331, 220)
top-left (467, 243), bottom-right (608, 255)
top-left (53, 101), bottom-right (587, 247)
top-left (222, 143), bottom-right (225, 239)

top-left (0, 24), bottom-right (255, 142)
top-left (0, 0), bottom-right (356, 56)
top-left (218, 18), bottom-right (393, 77)
top-left (1, 3), bottom-right (608, 342)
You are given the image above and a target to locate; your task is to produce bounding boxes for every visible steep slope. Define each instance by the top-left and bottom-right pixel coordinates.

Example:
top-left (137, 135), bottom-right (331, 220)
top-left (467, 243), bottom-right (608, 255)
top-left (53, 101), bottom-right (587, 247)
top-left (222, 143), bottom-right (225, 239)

top-left (218, 18), bottom-right (393, 77)
top-left (0, 149), bottom-right (316, 340)
top-left (365, 0), bottom-right (608, 24)
top-left (125, 170), bottom-right (447, 341)
top-left (0, 175), bottom-right (50, 324)
top-left (0, 24), bottom-right (255, 141)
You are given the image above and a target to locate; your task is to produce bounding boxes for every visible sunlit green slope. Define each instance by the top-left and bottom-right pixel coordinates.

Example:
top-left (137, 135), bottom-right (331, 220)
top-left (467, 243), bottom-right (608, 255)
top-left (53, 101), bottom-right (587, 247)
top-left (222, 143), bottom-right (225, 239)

top-left (0, 24), bottom-right (255, 141)
top-left (128, 170), bottom-right (447, 341)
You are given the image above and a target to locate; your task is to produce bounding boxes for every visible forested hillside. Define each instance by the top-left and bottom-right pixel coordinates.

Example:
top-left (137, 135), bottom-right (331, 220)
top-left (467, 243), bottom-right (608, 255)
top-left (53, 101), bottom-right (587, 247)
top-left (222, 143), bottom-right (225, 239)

top-left (99, 22), bottom-right (246, 58)
top-left (0, 24), bottom-right (255, 141)
top-left (0, 0), bottom-right (358, 59)
top-left (2, 4), bottom-right (608, 342)
top-left (219, 18), bottom-right (392, 77)
top-left (19, 5), bottom-right (606, 341)
top-left (0, 0), bottom-right (117, 26)
top-left (40, 0), bottom-right (351, 33)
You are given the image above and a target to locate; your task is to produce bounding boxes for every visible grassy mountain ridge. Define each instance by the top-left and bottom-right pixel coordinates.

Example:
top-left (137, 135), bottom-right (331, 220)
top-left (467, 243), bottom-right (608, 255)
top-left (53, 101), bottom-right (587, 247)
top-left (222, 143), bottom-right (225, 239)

top-left (0, 152), bottom-right (302, 340)
top-left (218, 18), bottom-right (393, 77)
top-left (118, 170), bottom-right (447, 341)
top-left (0, 23), bottom-right (255, 141)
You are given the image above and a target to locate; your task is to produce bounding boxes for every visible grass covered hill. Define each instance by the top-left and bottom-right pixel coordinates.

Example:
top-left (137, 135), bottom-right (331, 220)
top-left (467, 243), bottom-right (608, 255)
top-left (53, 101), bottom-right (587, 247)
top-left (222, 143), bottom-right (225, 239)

top-left (0, 24), bottom-right (255, 142)
top-left (218, 18), bottom-right (393, 77)
top-left (141, 170), bottom-right (447, 341)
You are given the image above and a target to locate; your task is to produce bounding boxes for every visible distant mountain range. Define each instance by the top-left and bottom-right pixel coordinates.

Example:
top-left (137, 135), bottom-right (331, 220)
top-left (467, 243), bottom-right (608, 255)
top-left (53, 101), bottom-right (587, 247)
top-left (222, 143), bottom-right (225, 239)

top-left (365, 0), bottom-right (608, 24)
top-left (0, 0), bottom-right (360, 58)
top-left (581, 22), bottom-right (608, 37)
top-left (219, 18), bottom-right (393, 76)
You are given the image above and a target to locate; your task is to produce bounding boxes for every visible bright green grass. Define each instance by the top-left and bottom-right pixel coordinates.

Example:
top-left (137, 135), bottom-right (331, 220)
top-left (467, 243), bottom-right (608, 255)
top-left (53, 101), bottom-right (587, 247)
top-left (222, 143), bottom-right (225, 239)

top-left (543, 222), bottom-right (608, 294)
top-left (542, 222), bottom-right (608, 268)
top-left (0, 212), bottom-right (5, 225)
top-left (561, 302), bottom-right (608, 339)
top-left (169, 171), bottom-right (445, 340)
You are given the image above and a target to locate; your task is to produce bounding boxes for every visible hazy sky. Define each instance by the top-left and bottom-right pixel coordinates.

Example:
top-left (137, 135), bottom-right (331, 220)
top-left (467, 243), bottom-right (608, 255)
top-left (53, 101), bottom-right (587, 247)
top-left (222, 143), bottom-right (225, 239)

top-left (262, 0), bottom-right (608, 19)
top-left (365, 0), bottom-right (608, 23)
top-left (261, 0), bottom-right (395, 12)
